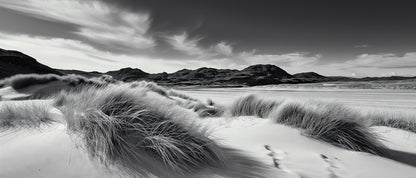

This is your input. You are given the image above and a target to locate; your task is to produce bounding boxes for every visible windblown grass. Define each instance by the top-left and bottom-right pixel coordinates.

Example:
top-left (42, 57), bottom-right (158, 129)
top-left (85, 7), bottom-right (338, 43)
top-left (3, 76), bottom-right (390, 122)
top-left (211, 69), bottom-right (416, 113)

top-left (128, 81), bottom-right (224, 118)
top-left (0, 74), bottom-right (60, 90)
top-left (368, 111), bottom-right (416, 133)
top-left (0, 101), bottom-right (53, 130)
top-left (230, 94), bottom-right (283, 118)
top-left (269, 101), bottom-right (384, 155)
top-left (168, 89), bottom-right (198, 101)
top-left (0, 74), bottom-right (115, 90)
top-left (129, 81), bottom-right (168, 97)
top-left (230, 95), bottom-right (386, 155)
top-left (54, 85), bottom-right (268, 177)
top-left (192, 102), bottom-right (225, 118)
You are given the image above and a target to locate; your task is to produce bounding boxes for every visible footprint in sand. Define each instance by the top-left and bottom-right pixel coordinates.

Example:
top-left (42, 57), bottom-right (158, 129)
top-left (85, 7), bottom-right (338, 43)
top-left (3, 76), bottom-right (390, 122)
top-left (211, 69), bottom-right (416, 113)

top-left (320, 154), bottom-right (349, 178)
top-left (264, 145), bottom-right (290, 172)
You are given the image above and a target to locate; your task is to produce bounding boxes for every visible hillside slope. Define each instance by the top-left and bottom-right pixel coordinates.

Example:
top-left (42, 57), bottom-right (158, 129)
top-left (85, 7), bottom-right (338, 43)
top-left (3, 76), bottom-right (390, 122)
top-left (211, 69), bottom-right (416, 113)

top-left (0, 48), bottom-right (61, 78)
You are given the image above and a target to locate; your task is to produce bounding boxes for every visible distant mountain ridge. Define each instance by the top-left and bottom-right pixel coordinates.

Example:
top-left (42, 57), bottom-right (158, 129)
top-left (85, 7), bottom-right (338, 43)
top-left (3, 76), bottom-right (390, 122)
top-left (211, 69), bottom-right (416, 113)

top-left (145, 64), bottom-right (294, 86)
top-left (1, 48), bottom-right (416, 86)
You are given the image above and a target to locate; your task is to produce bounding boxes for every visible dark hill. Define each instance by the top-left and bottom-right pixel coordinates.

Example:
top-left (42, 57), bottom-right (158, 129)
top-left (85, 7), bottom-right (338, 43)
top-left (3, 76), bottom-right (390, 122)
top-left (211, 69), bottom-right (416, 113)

top-left (106, 67), bottom-right (149, 82)
top-left (148, 64), bottom-right (293, 86)
top-left (0, 48), bottom-right (61, 78)
top-left (293, 72), bottom-right (326, 79)
top-left (241, 64), bottom-right (292, 78)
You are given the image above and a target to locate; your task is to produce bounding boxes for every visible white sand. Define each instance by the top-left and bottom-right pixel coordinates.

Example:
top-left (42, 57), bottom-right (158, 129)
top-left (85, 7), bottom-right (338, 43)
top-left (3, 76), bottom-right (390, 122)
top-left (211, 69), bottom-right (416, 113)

top-left (1, 97), bottom-right (415, 177)
top-left (0, 102), bottom-right (126, 178)
top-left (205, 116), bottom-right (416, 178)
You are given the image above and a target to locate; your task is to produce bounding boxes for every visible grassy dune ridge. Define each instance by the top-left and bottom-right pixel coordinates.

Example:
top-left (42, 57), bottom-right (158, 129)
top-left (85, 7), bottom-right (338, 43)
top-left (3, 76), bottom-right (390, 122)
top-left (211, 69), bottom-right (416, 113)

top-left (368, 111), bottom-right (416, 133)
top-left (1, 75), bottom-right (416, 177)
top-left (53, 84), bottom-right (268, 177)
top-left (229, 95), bottom-right (416, 154)
top-left (0, 73), bottom-right (116, 90)
top-left (229, 95), bottom-right (385, 155)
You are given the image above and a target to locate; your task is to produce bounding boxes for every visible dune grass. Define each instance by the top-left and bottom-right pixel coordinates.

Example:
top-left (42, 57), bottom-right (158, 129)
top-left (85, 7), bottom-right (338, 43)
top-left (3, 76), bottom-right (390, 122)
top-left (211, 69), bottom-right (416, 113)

top-left (0, 73), bottom-right (116, 90)
top-left (0, 100), bottom-right (53, 131)
top-left (367, 111), bottom-right (416, 133)
top-left (0, 74), bottom-right (60, 90)
top-left (230, 95), bottom-right (283, 118)
top-left (127, 81), bottom-right (225, 118)
top-left (192, 102), bottom-right (225, 118)
top-left (53, 84), bottom-right (268, 177)
top-left (129, 81), bottom-right (169, 97)
top-left (2, 80), bottom-right (416, 176)
top-left (230, 95), bottom-right (386, 155)
top-left (168, 89), bottom-right (199, 102)
top-left (270, 101), bottom-right (385, 155)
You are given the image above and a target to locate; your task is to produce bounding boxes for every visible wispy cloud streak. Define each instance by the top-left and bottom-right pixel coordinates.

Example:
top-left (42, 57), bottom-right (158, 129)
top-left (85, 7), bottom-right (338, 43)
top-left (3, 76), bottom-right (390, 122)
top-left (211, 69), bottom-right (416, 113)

top-left (0, 0), bottom-right (155, 52)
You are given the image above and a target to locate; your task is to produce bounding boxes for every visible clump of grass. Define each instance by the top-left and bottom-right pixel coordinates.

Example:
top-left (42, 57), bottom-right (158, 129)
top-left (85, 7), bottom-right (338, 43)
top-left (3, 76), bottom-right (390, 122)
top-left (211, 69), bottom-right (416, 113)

top-left (169, 89), bottom-right (198, 101)
top-left (368, 111), bottom-right (416, 133)
top-left (0, 101), bottom-right (53, 130)
top-left (230, 95), bottom-right (283, 118)
top-left (229, 95), bottom-right (386, 155)
top-left (145, 82), bottom-right (169, 97)
top-left (129, 81), bottom-right (169, 97)
top-left (192, 102), bottom-right (225, 118)
top-left (0, 74), bottom-right (116, 91)
top-left (269, 101), bottom-right (385, 155)
top-left (0, 74), bottom-right (60, 90)
top-left (128, 81), bottom-right (225, 118)
top-left (54, 85), bottom-right (268, 177)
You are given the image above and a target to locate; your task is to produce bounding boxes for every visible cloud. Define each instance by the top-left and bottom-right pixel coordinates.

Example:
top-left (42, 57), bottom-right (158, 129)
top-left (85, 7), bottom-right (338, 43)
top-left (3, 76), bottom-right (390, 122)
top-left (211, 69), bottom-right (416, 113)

top-left (346, 53), bottom-right (416, 69)
top-left (164, 32), bottom-right (323, 73)
top-left (0, 0), bottom-right (155, 53)
top-left (213, 42), bottom-right (233, 56)
top-left (165, 32), bottom-right (206, 56)
top-left (0, 32), bottom-right (175, 73)
top-left (166, 32), bottom-right (237, 59)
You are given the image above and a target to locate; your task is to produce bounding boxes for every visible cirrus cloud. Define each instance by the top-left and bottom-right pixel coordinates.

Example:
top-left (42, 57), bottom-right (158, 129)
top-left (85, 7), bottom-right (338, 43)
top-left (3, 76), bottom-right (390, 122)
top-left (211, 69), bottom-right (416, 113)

top-left (0, 0), bottom-right (155, 53)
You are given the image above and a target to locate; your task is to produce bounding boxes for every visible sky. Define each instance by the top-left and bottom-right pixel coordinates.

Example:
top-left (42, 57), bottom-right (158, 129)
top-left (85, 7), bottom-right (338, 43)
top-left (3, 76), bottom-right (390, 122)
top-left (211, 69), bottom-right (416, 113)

top-left (0, 0), bottom-right (415, 77)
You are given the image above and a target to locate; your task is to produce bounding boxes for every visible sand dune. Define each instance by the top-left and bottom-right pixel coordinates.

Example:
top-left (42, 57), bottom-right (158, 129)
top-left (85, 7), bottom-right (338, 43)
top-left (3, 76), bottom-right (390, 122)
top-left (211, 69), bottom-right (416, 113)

top-left (1, 81), bottom-right (415, 177)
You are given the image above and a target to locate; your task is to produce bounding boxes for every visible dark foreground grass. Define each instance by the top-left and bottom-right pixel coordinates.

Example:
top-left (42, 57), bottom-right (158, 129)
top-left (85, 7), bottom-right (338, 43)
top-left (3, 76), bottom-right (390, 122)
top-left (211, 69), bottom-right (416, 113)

top-left (230, 95), bottom-right (386, 155)
top-left (53, 85), bottom-right (268, 178)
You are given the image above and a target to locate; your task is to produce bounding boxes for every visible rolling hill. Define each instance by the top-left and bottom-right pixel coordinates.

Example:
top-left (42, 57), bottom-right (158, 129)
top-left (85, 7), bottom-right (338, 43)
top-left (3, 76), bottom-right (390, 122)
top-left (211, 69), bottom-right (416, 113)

top-left (0, 48), bottom-right (62, 78)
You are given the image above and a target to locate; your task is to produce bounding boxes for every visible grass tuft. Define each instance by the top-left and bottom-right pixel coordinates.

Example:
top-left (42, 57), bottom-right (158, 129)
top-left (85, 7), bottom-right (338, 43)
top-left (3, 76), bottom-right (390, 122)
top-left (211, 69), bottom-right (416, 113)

top-left (0, 101), bottom-right (53, 130)
top-left (368, 111), bottom-right (416, 133)
top-left (0, 73), bottom-right (116, 90)
top-left (192, 102), bottom-right (225, 118)
top-left (230, 95), bottom-right (386, 155)
top-left (230, 94), bottom-right (283, 118)
top-left (269, 101), bottom-right (385, 155)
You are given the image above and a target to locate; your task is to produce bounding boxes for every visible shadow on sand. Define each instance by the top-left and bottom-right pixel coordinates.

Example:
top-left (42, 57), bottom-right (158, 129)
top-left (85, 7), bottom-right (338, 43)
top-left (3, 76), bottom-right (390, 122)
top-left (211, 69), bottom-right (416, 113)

top-left (381, 147), bottom-right (416, 167)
